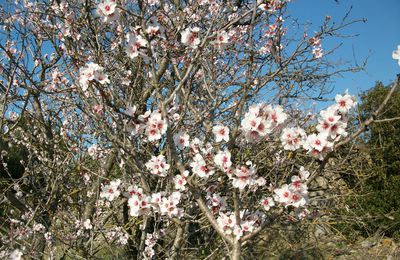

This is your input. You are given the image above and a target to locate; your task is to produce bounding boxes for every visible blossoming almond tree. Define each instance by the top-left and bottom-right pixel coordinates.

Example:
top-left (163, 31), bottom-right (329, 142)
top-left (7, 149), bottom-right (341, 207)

top-left (0, 0), bottom-right (399, 259)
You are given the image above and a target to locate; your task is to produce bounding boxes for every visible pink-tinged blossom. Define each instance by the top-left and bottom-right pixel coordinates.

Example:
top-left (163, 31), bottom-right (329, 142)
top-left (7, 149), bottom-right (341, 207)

top-left (232, 162), bottom-right (258, 190)
top-left (265, 24), bottom-right (278, 38)
top-left (174, 171), bottom-right (189, 191)
top-left (392, 45), bottom-right (400, 66)
top-left (217, 212), bottom-right (237, 235)
top-left (233, 225), bottom-right (244, 240)
top-left (146, 17), bottom-right (163, 37)
top-left (82, 219), bottom-right (92, 230)
top-left (241, 113), bottom-right (270, 142)
top-left (128, 194), bottom-right (152, 217)
top-left (299, 166), bottom-right (310, 180)
top-left (288, 191), bottom-right (308, 208)
top-left (309, 36), bottom-right (321, 46)
top-left (273, 184), bottom-right (292, 205)
top-left (87, 144), bottom-right (102, 159)
top-left (240, 220), bottom-right (256, 233)
top-left (316, 107), bottom-right (347, 139)
top-left (212, 125), bottom-right (230, 142)
top-left (261, 197), bottom-right (275, 211)
top-left (125, 185), bottom-right (144, 198)
top-left (106, 227), bottom-right (129, 245)
top-left (79, 63), bottom-right (109, 91)
top-left (100, 179), bottom-right (121, 201)
top-left (214, 31), bottom-right (230, 49)
top-left (207, 193), bottom-right (227, 213)
top-left (145, 155), bottom-right (170, 177)
top-left (190, 154), bottom-right (214, 178)
top-left (259, 39), bottom-right (273, 54)
top-left (150, 192), bottom-right (164, 211)
top-left (214, 150), bottom-right (232, 172)
top-left (201, 142), bottom-right (214, 156)
top-left (264, 104), bottom-right (288, 125)
top-left (241, 104), bottom-right (287, 142)
top-left (159, 191), bottom-right (183, 218)
top-left (8, 249), bottom-right (23, 260)
top-left (97, 0), bottom-right (120, 23)
top-left (280, 127), bottom-right (307, 151)
top-left (309, 34), bottom-right (323, 59)
top-left (144, 232), bottom-right (159, 259)
top-left (126, 33), bottom-right (148, 59)
top-left (274, 180), bottom-right (308, 208)
top-left (335, 92), bottom-right (357, 114)
top-left (33, 223), bottom-right (46, 233)
top-left (173, 131), bottom-right (190, 150)
top-left (304, 133), bottom-right (329, 152)
top-left (145, 111), bottom-right (167, 141)
top-left (217, 211), bottom-right (260, 240)
top-left (190, 137), bottom-right (202, 154)
top-left (276, 168), bottom-right (310, 209)
top-left (181, 27), bottom-right (201, 49)
top-left (290, 176), bottom-right (308, 194)
top-left (312, 47), bottom-right (323, 59)
top-left (303, 133), bottom-right (333, 160)
top-left (259, 1), bottom-right (282, 13)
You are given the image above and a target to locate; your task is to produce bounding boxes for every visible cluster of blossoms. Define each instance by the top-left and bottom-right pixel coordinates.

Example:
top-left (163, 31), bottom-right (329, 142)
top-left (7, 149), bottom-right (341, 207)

top-left (145, 155), bottom-right (170, 177)
top-left (280, 127), bottom-right (307, 151)
top-left (155, 191), bottom-right (184, 218)
top-left (304, 92), bottom-right (356, 159)
top-left (206, 192), bottom-right (227, 214)
top-left (187, 135), bottom-right (265, 190)
top-left (231, 161), bottom-right (265, 190)
top-left (75, 219), bottom-right (93, 237)
top-left (125, 32), bottom-right (148, 59)
top-left (190, 153), bottom-right (215, 178)
top-left (98, 181), bottom-right (185, 219)
top-left (125, 109), bottom-right (168, 141)
top-left (0, 249), bottom-right (23, 260)
top-left (257, 0), bottom-right (285, 54)
top-left (258, 0), bottom-right (284, 13)
top-left (78, 51), bottom-right (360, 257)
top-left (106, 227), bottom-right (129, 245)
top-left (280, 92), bottom-right (357, 160)
top-left (214, 150), bottom-right (232, 173)
top-left (78, 62), bottom-right (109, 92)
top-left (125, 18), bottom-right (164, 59)
top-left (143, 232), bottom-right (159, 259)
top-left (99, 179), bottom-right (121, 201)
top-left (143, 111), bottom-right (168, 141)
top-left (127, 186), bottom-right (183, 218)
top-left (273, 167), bottom-right (310, 208)
top-left (122, 106), bottom-right (170, 141)
top-left (241, 104), bottom-right (288, 142)
top-left (217, 211), bottom-right (264, 240)
top-left (309, 35), bottom-right (323, 59)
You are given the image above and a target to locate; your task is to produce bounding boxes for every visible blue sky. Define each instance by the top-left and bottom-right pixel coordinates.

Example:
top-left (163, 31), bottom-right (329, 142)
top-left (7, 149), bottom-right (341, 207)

top-left (288, 0), bottom-right (400, 97)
